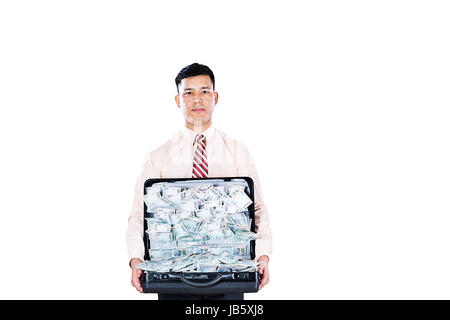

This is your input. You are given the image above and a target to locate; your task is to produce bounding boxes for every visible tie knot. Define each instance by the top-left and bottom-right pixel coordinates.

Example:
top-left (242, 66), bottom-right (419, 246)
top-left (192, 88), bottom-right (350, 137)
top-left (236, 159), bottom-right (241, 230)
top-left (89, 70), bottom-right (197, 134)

top-left (196, 134), bottom-right (206, 145)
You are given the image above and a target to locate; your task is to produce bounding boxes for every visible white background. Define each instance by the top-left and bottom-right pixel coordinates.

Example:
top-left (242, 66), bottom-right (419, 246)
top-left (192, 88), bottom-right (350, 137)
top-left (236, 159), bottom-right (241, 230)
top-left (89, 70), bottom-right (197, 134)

top-left (0, 1), bottom-right (449, 299)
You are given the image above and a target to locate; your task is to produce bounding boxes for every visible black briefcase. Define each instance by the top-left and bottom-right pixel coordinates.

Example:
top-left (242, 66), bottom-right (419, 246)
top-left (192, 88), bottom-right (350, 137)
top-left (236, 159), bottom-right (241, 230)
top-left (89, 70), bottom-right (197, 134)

top-left (140, 176), bottom-right (260, 294)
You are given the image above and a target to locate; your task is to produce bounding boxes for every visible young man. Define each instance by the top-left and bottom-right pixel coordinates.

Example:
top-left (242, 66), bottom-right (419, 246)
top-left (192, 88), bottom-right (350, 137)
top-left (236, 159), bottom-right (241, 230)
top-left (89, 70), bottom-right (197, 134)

top-left (126, 63), bottom-right (272, 300)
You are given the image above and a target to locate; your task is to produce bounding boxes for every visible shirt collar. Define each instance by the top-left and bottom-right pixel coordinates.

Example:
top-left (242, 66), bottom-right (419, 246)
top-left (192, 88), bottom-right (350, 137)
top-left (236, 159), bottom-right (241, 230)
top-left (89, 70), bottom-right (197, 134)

top-left (181, 123), bottom-right (216, 145)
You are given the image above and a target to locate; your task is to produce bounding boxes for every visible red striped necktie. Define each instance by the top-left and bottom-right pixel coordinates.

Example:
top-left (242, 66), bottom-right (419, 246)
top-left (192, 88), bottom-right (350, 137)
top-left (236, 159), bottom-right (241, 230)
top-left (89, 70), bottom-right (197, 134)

top-left (192, 133), bottom-right (208, 178)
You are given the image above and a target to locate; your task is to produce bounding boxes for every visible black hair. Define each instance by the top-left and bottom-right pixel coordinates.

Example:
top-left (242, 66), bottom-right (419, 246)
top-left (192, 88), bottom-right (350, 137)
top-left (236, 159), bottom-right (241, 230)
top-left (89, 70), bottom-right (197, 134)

top-left (175, 63), bottom-right (215, 94)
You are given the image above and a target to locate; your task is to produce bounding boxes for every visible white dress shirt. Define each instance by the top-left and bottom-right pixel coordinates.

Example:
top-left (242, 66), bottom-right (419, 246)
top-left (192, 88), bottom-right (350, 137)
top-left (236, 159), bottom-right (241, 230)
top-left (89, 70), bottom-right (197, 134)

top-left (126, 124), bottom-right (273, 262)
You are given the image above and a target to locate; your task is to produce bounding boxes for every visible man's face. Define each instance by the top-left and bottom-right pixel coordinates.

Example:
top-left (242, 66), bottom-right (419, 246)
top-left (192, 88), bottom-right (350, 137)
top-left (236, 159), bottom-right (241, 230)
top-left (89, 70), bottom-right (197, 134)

top-left (175, 75), bottom-right (218, 128)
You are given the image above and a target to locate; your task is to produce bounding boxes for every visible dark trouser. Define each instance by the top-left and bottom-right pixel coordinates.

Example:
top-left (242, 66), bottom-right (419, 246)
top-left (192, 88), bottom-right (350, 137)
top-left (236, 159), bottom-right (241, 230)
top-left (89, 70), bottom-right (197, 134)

top-left (158, 293), bottom-right (244, 300)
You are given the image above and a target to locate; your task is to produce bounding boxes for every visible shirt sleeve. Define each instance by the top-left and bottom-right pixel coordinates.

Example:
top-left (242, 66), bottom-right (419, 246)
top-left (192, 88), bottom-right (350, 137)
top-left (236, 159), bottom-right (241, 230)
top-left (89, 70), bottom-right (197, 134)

top-left (236, 145), bottom-right (273, 261)
top-left (125, 153), bottom-right (161, 264)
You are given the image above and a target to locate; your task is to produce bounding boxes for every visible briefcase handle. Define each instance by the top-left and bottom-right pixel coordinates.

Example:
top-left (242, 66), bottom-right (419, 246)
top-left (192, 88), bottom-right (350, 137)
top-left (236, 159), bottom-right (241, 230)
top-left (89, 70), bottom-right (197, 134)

top-left (180, 273), bottom-right (224, 288)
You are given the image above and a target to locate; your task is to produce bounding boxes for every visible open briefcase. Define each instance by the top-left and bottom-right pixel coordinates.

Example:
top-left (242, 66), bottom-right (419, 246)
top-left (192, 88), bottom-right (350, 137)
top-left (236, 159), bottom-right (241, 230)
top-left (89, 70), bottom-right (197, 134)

top-left (140, 176), bottom-right (260, 294)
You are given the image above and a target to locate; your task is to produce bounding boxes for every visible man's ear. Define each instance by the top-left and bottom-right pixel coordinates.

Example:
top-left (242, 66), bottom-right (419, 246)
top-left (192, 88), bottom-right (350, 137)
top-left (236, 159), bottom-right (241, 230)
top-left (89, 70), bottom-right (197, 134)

top-left (175, 94), bottom-right (180, 109)
top-left (214, 91), bottom-right (219, 105)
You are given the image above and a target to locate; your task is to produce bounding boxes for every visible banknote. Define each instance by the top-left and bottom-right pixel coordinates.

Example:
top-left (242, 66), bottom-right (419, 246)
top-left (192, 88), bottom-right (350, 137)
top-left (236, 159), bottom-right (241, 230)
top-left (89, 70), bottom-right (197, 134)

top-left (195, 207), bottom-right (214, 219)
top-left (146, 217), bottom-right (172, 233)
top-left (147, 231), bottom-right (175, 249)
top-left (230, 190), bottom-right (253, 211)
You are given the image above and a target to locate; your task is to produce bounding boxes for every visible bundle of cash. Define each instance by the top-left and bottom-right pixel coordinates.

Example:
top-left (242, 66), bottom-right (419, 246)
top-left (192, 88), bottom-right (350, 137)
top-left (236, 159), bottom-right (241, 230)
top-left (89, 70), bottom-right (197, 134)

top-left (141, 179), bottom-right (260, 273)
top-left (138, 252), bottom-right (260, 273)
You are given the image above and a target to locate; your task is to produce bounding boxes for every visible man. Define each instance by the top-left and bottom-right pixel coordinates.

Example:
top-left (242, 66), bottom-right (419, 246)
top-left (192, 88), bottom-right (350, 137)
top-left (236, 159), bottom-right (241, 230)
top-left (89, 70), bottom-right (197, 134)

top-left (126, 63), bottom-right (272, 300)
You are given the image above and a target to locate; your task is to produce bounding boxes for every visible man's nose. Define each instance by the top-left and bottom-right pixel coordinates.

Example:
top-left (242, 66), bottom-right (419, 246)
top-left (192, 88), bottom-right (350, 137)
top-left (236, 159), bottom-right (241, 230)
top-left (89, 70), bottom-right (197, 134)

top-left (193, 94), bottom-right (202, 103)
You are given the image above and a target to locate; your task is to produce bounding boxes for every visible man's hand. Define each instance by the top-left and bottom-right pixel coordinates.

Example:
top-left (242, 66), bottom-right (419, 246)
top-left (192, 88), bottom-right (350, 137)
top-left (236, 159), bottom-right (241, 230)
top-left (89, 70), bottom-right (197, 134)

top-left (130, 258), bottom-right (143, 293)
top-left (257, 255), bottom-right (270, 290)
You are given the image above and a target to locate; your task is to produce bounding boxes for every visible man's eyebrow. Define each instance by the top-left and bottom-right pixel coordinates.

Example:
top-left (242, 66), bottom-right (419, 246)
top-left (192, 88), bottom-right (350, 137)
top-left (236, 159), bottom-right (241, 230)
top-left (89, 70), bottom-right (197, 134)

top-left (183, 86), bottom-right (211, 91)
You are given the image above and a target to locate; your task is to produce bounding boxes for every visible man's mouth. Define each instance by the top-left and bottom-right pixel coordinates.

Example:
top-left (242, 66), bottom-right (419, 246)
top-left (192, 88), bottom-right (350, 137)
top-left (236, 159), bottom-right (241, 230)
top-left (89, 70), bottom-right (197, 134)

top-left (192, 108), bottom-right (205, 113)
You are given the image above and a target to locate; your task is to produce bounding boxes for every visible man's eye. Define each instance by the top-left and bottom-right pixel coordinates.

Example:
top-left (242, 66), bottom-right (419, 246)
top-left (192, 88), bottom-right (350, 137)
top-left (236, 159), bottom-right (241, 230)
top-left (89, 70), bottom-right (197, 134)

top-left (202, 91), bottom-right (209, 94)
top-left (184, 92), bottom-right (192, 95)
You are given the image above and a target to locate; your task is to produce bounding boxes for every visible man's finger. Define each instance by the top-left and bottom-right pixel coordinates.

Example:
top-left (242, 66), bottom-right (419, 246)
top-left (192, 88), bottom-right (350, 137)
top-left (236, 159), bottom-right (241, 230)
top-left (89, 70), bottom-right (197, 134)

top-left (136, 280), bottom-right (143, 293)
top-left (132, 278), bottom-right (143, 292)
top-left (258, 261), bottom-right (266, 274)
top-left (261, 274), bottom-right (269, 286)
top-left (259, 264), bottom-right (270, 289)
top-left (258, 266), bottom-right (266, 289)
top-left (131, 271), bottom-right (143, 290)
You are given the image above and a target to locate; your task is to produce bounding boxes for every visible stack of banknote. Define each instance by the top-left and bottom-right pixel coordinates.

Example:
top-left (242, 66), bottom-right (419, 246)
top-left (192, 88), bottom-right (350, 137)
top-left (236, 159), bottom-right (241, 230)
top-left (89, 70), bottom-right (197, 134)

top-left (138, 179), bottom-right (260, 273)
top-left (138, 252), bottom-right (260, 273)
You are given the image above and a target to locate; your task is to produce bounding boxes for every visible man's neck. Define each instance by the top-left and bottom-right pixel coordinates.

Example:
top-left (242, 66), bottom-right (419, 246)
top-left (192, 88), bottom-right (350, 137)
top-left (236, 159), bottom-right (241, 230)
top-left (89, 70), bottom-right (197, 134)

top-left (186, 120), bottom-right (212, 133)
